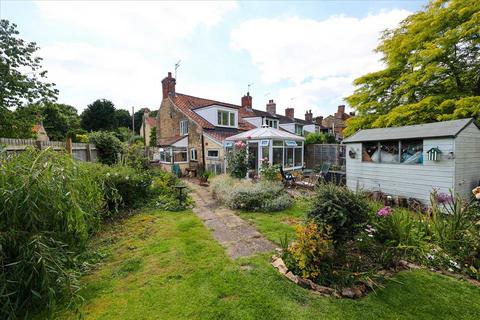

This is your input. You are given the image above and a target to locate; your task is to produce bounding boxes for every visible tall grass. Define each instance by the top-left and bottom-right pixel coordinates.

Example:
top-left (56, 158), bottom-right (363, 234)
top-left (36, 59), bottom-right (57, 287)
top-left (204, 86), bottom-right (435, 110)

top-left (0, 148), bottom-right (104, 318)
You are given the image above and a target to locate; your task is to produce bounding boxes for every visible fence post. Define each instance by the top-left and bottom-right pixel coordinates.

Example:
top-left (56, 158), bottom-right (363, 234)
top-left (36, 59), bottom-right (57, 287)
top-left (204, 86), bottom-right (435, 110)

top-left (65, 137), bottom-right (72, 155)
top-left (86, 143), bottom-right (92, 162)
top-left (35, 141), bottom-right (42, 150)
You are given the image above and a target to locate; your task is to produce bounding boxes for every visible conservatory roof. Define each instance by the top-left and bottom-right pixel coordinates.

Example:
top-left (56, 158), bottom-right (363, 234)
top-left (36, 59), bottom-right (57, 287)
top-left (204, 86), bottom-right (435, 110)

top-left (225, 126), bottom-right (305, 141)
top-left (343, 118), bottom-right (478, 143)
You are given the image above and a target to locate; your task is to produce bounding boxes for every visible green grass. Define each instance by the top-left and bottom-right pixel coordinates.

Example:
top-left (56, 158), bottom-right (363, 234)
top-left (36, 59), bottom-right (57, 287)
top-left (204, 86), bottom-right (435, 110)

top-left (50, 208), bottom-right (480, 320)
top-left (237, 197), bottom-right (312, 244)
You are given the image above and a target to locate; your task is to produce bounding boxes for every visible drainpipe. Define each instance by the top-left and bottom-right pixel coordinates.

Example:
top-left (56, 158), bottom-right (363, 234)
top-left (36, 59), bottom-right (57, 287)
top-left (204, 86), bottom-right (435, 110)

top-left (201, 132), bottom-right (206, 172)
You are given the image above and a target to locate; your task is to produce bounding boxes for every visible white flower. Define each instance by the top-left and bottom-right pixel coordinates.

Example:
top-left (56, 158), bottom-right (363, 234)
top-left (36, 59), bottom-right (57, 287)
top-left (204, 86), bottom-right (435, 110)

top-left (449, 259), bottom-right (460, 269)
top-left (125, 176), bottom-right (129, 180)
top-left (426, 253), bottom-right (435, 260)
top-left (106, 173), bottom-right (110, 177)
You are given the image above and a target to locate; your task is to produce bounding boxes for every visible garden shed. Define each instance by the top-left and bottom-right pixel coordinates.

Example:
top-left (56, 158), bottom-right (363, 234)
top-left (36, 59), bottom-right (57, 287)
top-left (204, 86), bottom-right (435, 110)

top-left (225, 125), bottom-right (305, 174)
top-left (343, 118), bottom-right (480, 203)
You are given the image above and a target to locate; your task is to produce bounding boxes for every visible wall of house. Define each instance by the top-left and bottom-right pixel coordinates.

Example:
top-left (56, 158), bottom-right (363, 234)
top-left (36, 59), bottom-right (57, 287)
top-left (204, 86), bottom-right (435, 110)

top-left (203, 134), bottom-right (225, 174)
top-left (304, 124), bottom-right (317, 133)
top-left (280, 123), bottom-right (295, 133)
top-left (346, 137), bottom-right (455, 203)
top-left (157, 98), bottom-right (205, 173)
top-left (140, 122), bottom-right (152, 146)
top-left (244, 117), bottom-right (262, 128)
top-left (194, 105), bottom-right (238, 128)
top-left (454, 123), bottom-right (480, 200)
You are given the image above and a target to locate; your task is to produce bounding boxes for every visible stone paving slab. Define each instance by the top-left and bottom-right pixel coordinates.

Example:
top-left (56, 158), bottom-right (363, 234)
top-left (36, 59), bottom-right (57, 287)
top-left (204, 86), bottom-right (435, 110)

top-left (187, 181), bottom-right (277, 259)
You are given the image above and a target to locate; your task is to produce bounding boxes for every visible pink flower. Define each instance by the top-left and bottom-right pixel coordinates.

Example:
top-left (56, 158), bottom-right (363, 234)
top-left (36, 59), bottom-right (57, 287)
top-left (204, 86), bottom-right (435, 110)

top-left (247, 135), bottom-right (252, 140)
top-left (377, 206), bottom-right (392, 217)
top-left (234, 141), bottom-right (246, 149)
top-left (436, 192), bottom-right (452, 204)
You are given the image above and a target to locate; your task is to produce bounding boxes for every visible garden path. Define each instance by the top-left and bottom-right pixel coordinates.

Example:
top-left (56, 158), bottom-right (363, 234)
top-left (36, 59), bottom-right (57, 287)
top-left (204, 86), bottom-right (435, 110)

top-left (186, 181), bottom-right (277, 259)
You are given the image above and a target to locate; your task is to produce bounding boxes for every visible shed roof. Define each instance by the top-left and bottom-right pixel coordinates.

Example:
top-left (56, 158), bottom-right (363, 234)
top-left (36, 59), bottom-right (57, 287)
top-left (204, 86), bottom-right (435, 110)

top-left (343, 118), bottom-right (477, 143)
top-left (225, 126), bottom-right (305, 141)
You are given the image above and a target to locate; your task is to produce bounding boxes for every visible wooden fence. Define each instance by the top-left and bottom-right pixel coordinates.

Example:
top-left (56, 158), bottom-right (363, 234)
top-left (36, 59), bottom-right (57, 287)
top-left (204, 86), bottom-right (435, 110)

top-left (0, 138), bottom-right (98, 162)
top-left (305, 144), bottom-right (346, 170)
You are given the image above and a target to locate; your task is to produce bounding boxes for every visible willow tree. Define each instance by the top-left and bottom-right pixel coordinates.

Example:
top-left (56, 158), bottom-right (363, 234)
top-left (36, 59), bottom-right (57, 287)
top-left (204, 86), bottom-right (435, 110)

top-left (345, 0), bottom-right (480, 136)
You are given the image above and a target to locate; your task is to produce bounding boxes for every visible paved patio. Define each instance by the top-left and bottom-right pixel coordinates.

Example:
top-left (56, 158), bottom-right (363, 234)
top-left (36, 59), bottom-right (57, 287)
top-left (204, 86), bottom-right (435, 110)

top-left (187, 181), bottom-right (277, 259)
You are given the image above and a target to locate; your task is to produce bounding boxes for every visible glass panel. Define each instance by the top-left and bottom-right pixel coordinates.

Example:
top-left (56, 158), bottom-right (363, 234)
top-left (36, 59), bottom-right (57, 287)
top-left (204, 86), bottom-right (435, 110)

top-left (294, 147), bottom-right (303, 167)
top-left (273, 148), bottom-right (283, 165)
top-left (173, 148), bottom-right (187, 162)
top-left (380, 141), bottom-right (399, 163)
top-left (362, 142), bottom-right (379, 162)
top-left (401, 139), bottom-right (423, 164)
top-left (224, 141), bottom-right (233, 148)
top-left (285, 140), bottom-right (297, 147)
top-left (207, 150), bottom-right (219, 158)
top-left (285, 148), bottom-right (294, 168)
top-left (273, 140), bottom-right (284, 147)
top-left (217, 111), bottom-right (222, 125)
top-left (230, 112), bottom-right (235, 126)
top-left (222, 112), bottom-right (228, 126)
top-left (260, 140), bottom-right (269, 147)
top-left (261, 146), bottom-right (269, 162)
top-left (165, 149), bottom-right (172, 163)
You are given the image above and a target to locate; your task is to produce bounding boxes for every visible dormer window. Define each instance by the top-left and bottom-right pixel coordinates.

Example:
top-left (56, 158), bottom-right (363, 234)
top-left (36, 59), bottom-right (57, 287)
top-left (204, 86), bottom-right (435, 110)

top-left (295, 124), bottom-right (304, 135)
top-left (265, 119), bottom-right (278, 129)
top-left (218, 110), bottom-right (235, 127)
top-left (180, 120), bottom-right (188, 135)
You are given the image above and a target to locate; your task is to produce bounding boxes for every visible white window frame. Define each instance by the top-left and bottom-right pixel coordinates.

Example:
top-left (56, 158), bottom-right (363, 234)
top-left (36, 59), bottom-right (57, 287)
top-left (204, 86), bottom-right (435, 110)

top-left (295, 124), bottom-right (304, 135)
top-left (172, 147), bottom-right (188, 163)
top-left (265, 119), bottom-right (278, 129)
top-left (207, 149), bottom-right (220, 159)
top-left (217, 110), bottom-right (236, 127)
top-left (180, 120), bottom-right (188, 136)
top-left (190, 148), bottom-right (197, 161)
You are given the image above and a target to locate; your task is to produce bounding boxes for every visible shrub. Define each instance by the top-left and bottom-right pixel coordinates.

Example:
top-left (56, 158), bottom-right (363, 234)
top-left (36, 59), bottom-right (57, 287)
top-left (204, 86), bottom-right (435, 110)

top-left (305, 132), bottom-right (336, 145)
top-left (149, 169), bottom-right (193, 211)
top-left (0, 148), bottom-right (104, 317)
top-left (287, 223), bottom-right (334, 279)
top-left (210, 175), bottom-right (293, 212)
top-left (226, 141), bottom-right (248, 178)
top-left (308, 183), bottom-right (370, 244)
top-left (121, 141), bottom-right (149, 170)
top-left (89, 131), bottom-right (124, 165)
top-left (258, 160), bottom-right (280, 182)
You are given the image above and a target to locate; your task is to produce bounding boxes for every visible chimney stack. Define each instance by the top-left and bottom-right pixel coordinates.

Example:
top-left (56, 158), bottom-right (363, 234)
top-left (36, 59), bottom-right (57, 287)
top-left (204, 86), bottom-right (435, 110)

top-left (285, 107), bottom-right (294, 119)
top-left (335, 105), bottom-right (345, 118)
top-left (305, 110), bottom-right (313, 123)
top-left (266, 99), bottom-right (276, 114)
top-left (315, 116), bottom-right (323, 126)
top-left (161, 72), bottom-right (176, 99)
top-left (241, 92), bottom-right (252, 110)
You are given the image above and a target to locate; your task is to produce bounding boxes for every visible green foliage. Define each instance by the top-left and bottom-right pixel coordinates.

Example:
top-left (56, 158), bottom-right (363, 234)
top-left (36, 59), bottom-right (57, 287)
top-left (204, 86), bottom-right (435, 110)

top-left (0, 148), bottom-right (104, 317)
top-left (287, 223), bottom-right (334, 279)
top-left (308, 183), bottom-right (370, 245)
top-left (211, 175), bottom-right (293, 212)
top-left (0, 19), bottom-right (58, 111)
top-left (81, 99), bottom-right (118, 132)
top-left (115, 126), bottom-right (132, 142)
top-left (345, 0), bottom-right (480, 136)
top-left (149, 126), bottom-right (157, 147)
top-left (121, 142), bottom-right (149, 170)
top-left (114, 109), bottom-right (132, 129)
top-left (226, 142), bottom-right (248, 179)
top-left (258, 161), bottom-right (280, 182)
top-left (129, 135), bottom-right (144, 145)
top-left (305, 132), bottom-right (336, 144)
top-left (133, 108), bottom-right (147, 134)
top-left (149, 170), bottom-right (193, 211)
top-left (89, 131), bottom-right (123, 165)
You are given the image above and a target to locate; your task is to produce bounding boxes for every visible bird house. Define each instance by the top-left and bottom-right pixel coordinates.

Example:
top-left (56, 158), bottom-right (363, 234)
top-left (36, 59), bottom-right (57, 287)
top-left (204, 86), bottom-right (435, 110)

top-left (426, 147), bottom-right (442, 161)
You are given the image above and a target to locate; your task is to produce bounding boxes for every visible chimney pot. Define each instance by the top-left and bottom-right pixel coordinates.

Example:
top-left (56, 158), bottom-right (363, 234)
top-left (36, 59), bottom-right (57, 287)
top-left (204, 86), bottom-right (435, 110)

top-left (241, 92), bottom-right (253, 110)
top-left (315, 116), bottom-right (323, 126)
top-left (305, 110), bottom-right (313, 123)
top-left (285, 108), bottom-right (295, 118)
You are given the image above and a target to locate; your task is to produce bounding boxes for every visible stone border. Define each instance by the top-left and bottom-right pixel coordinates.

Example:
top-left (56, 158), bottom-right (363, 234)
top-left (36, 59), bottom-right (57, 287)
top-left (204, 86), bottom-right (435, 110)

top-left (272, 252), bottom-right (479, 299)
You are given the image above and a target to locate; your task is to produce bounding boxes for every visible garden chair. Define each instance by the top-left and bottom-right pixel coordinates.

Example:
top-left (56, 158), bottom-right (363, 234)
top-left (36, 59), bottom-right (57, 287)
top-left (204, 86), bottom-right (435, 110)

top-left (318, 162), bottom-right (331, 180)
top-left (294, 173), bottom-right (321, 189)
top-left (280, 166), bottom-right (295, 187)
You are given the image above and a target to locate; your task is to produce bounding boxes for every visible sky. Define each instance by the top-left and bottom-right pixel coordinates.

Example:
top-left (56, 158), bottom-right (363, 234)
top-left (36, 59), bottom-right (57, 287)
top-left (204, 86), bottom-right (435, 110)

top-left (1, 0), bottom-right (427, 118)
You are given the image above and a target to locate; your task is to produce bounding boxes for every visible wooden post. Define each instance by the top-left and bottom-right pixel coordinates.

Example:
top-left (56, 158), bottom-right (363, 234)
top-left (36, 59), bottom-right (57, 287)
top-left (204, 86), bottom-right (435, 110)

top-left (35, 140), bottom-right (42, 150)
top-left (65, 137), bottom-right (73, 155)
top-left (86, 143), bottom-right (92, 162)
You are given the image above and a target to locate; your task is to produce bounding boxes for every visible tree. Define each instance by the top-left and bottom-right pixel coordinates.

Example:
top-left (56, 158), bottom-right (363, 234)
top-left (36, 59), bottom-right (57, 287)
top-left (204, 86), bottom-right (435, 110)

top-left (305, 132), bottom-right (336, 144)
top-left (133, 108), bottom-right (146, 134)
top-left (81, 99), bottom-right (117, 132)
top-left (149, 126), bottom-right (157, 147)
top-left (33, 103), bottom-right (79, 140)
top-left (115, 109), bottom-right (132, 129)
top-left (344, 0), bottom-right (480, 136)
top-left (88, 131), bottom-right (123, 165)
top-left (0, 19), bottom-right (58, 137)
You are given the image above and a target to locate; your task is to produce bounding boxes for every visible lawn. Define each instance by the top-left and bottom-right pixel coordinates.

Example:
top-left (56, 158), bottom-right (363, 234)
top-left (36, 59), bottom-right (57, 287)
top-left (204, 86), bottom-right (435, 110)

top-left (52, 208), bottom-right (480, 320)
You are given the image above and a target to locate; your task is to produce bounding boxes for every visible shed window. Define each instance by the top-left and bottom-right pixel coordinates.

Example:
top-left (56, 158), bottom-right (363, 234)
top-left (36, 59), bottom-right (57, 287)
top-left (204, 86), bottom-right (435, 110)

top-left (362, 139), bottom-right (423, 164)
top-left (207, 149), bottom-right (219, 159)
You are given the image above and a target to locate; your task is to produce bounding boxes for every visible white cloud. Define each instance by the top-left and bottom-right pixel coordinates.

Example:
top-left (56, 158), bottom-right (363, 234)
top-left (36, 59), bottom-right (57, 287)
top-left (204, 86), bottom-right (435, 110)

top-left (230, 9), bottom-right (410, 116)
top-left (34, 0), bottom-right (237, 110)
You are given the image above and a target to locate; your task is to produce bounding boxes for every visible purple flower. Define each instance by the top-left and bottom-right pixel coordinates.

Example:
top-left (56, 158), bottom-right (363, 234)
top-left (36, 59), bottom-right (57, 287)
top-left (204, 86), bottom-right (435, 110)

top-left (436, 192), bottom-right (452, 204)
top-left (377, 206), bottom-right (393, 217)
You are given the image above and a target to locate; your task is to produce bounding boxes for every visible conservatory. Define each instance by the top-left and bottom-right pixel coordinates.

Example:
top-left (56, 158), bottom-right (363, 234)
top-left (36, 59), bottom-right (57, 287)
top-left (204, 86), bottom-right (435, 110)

top-left (225, 125), bottom-right (305, 173)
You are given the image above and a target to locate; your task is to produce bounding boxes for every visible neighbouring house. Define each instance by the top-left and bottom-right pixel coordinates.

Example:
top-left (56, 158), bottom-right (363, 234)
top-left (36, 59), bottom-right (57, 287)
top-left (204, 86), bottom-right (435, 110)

top-left (32, 121), bottom-right (49, 142)
top-left (321, 105), bottom-right (354, 140)
top-left (140, 108), bottom-right (156, 146)
top-left (156, 72), bottom-right (255, 175)
top-left (343, 118), bottom-right (480, 204)
top-left (156, 72), bottom-right (326, 175)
